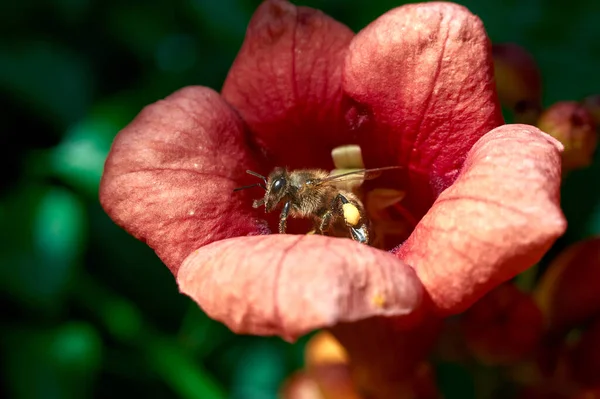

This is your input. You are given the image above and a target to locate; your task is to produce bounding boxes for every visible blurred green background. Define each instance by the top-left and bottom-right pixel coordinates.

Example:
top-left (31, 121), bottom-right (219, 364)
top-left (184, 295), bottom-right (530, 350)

top-left (1, 0), bottom-right (599, 398)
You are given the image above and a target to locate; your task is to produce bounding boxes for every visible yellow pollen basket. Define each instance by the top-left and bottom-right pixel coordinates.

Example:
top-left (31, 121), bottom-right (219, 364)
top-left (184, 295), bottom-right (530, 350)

top-left (342, 203), bottom-right (361, 226)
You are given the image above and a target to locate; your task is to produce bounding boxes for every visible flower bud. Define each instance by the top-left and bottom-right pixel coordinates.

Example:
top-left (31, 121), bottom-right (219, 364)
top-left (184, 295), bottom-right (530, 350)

top-left (305, 331), bottom-right (348, 370)
top-left (537, 102), bottom-right (597, 171)
top-left (280, 372), bottom-right (323, 399)
top-left (534, 237), bottom-right (600, 333)
top-left (492, 43), bottom-right (542, 111)
top-left (303, 332), bottom-right (360, 399)
top-left (460, 283), bottom-right (544, 365)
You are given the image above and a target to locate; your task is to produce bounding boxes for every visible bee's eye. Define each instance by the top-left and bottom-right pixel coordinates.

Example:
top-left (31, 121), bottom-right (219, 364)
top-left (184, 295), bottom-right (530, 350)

top-left (271, 177), bottom-right (285, 194)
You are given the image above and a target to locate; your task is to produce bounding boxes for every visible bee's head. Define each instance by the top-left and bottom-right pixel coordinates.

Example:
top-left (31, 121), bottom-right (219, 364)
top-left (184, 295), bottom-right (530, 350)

top-left (235, 168), bottom-right (289, 212)
top-left (264, 168), bottom-right (289, 212)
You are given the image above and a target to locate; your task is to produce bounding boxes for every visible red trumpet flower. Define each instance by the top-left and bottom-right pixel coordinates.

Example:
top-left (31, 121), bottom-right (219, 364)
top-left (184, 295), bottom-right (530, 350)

top-left (100, 0), bottom-right (565, 342)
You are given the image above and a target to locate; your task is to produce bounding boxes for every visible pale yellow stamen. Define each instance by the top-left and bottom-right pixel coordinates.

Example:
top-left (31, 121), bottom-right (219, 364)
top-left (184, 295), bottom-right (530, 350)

top-left (366, 188), bottom-right (407, 214)
top-left (330, 145), bottom-right (366, 192)
top-left (331, 144), bottom-right (365, 169)
top-left (342, 203), bottom-right (361, 226)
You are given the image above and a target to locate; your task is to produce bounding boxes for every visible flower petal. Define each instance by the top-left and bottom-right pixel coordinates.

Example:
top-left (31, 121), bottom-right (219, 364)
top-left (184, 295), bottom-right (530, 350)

top-left (177, 234), bottom-right (423, 342)
top-left (99, 86), bottom-right (266, 275)
top-left (343, 2), bottom-right (503, 217)
top-left (396, 124), bottom-right (566, 314)
top-left (221, 0), bottom-right (354, 169)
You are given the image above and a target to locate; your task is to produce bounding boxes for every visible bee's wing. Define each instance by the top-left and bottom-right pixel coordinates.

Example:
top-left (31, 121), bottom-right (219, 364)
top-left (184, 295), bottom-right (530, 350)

top-left (315, 166), bottom-right (402, 186)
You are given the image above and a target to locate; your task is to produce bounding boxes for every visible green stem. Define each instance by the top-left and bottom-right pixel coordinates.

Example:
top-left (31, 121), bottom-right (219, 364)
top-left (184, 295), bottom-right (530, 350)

top-left (143, 333), bottom-right (226, 399)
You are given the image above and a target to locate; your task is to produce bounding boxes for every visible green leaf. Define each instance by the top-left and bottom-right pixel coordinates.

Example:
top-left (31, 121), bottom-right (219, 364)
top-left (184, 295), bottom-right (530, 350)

top-left (588, 201), bottom-right (600, 236)
top-left (0, 41), bottom-right (92, 126)
top-left (230, 340), bottom-right (287, 399)
top-left (75, 273), bottom-right (143, 342)
top-left (144, 335), bottom-right (227, 399)
top-left (34, 187), bottom-right (87, 286)
top-left (2, 322), bottom-right (103, 399)
top-left (561, 155), bottom-right (600, 241)
top-left (0, 185), bottom-right (86, 309)
top-left (50, 117), bottom-right (115, 197)
top-left (72, 273), bottom-right (226, 399)
top-left (178, 303), bottom-right (234, 357)
top-left (46, 93), bottom-right (140, 197)
top-left (190, 0), bottom-right (250, 45)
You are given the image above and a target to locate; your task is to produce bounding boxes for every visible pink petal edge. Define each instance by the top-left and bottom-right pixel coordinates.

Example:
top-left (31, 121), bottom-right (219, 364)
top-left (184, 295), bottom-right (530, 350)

top-left (177, 234), bottom-right (423, 342)
top-left (397, 124), bottom-right (566, 314)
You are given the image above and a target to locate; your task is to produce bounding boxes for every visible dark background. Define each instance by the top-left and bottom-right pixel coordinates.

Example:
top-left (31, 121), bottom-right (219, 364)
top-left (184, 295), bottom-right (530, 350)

top-left (1, 0), bottom-right (599, 398)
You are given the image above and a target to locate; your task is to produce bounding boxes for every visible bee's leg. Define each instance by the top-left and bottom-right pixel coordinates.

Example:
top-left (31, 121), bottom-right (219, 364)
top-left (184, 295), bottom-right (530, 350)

top-left (317, 210), bottom-right (333, 234)
top-left (253, 198), bottom-right (265, 208)
top-left (279, 201), bottom-right (291, 234)
top-left (335, 194), bottom-right (369, 244)
top-left (348, 224), bottom-right (369, 244)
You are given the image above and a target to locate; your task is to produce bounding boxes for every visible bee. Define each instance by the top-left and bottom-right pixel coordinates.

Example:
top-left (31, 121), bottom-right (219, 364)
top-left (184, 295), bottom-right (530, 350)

top-left (234, 166), bottom-right (401, 245)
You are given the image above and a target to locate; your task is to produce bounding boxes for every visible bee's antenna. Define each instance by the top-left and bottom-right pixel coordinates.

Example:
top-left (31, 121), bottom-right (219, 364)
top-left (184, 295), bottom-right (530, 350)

top-left (233, 183), bottom-right (266, 192)
top-left (246, 170), bottom-right (267, 184)
top-left (233, 170), bottom-right (269, 192)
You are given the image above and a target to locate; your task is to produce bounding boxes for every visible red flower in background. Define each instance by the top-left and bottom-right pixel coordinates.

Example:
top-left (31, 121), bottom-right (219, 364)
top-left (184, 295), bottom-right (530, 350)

top-left (99, 0), bottom-right (565, 343)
